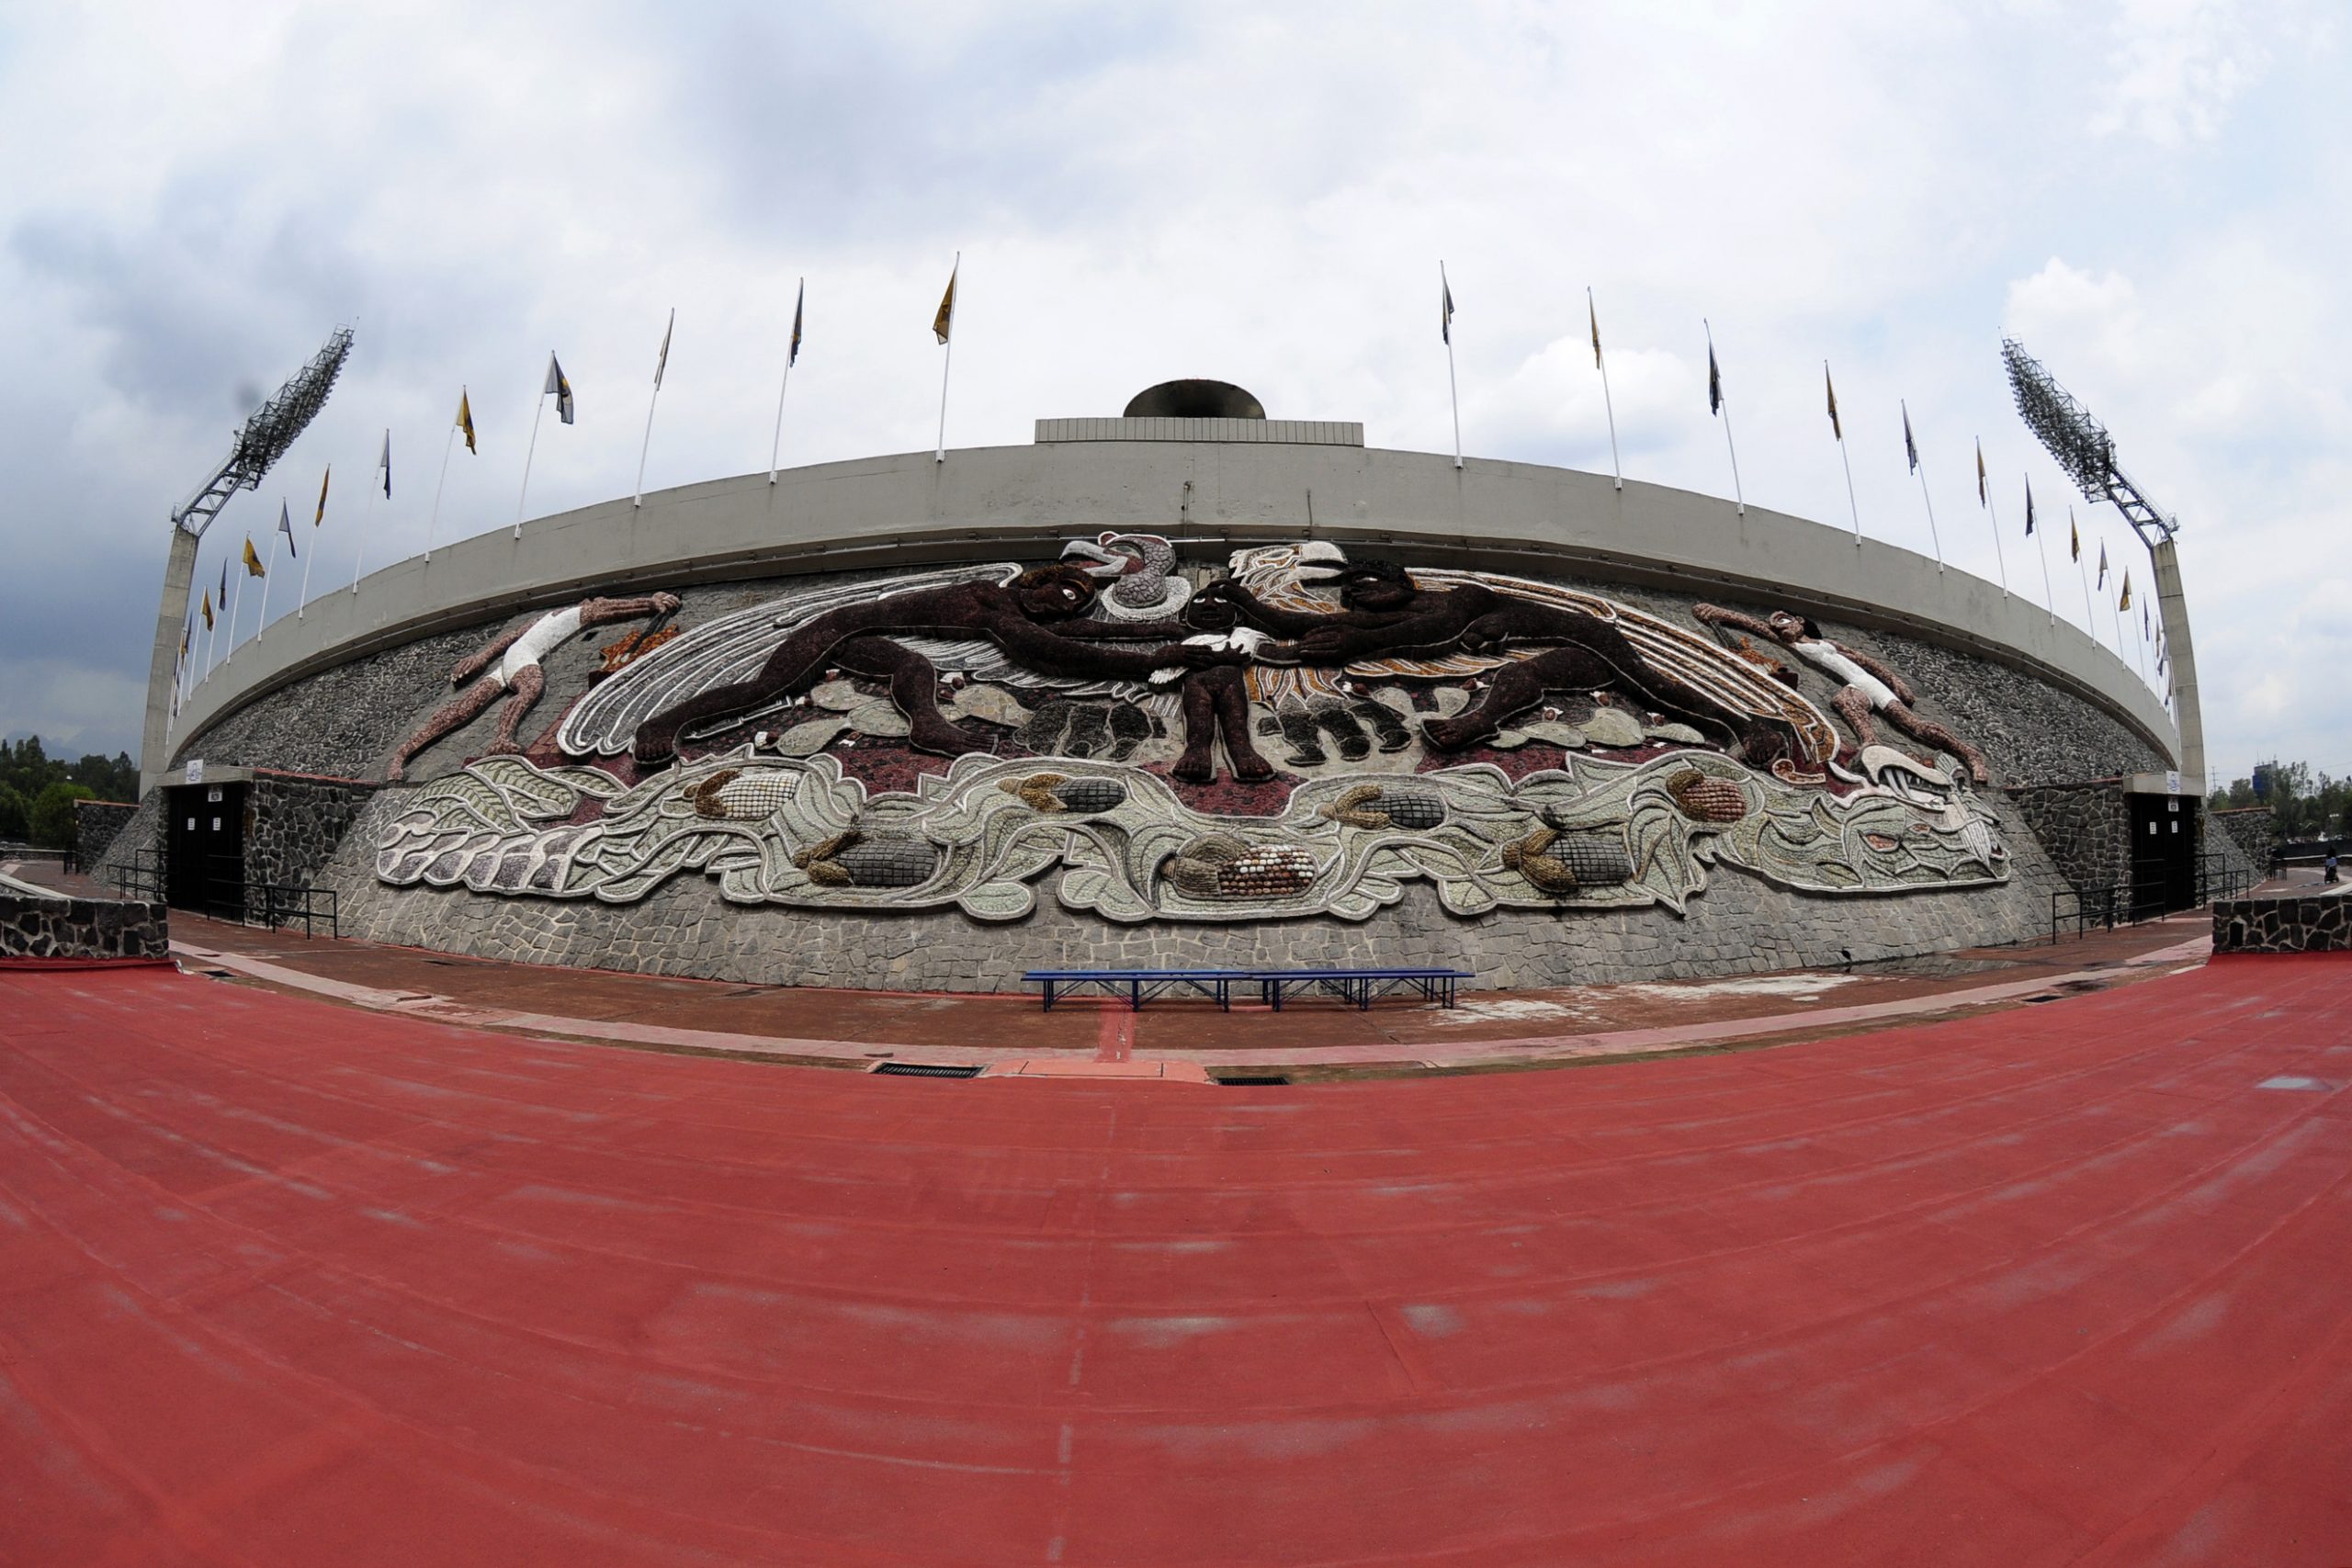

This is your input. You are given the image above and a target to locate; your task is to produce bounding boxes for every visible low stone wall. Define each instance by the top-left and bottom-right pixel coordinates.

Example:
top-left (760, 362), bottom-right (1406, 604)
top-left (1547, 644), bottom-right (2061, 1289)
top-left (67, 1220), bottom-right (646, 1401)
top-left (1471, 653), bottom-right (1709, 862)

top-left (2213, 894), bottom-right (2350, 953)
top-left (74, 800), bottom-right (138, 868)
top-left (0, 890), bottom-right (168, 961)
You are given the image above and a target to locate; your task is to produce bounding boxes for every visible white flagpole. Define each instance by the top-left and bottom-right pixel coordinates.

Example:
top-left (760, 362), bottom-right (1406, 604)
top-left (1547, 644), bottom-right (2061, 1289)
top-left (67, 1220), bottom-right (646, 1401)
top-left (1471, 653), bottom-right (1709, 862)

top-left (298, 507), bottom-right (318, 617)
top-left (1984, 491), bottom-right (2008, 598)
top-left (771, 279), bottom-right (801, 486)
top-left (426, 418), bottom-right (457, 562)
top-left (1906, 404), bottom-right (1942, 572)
top-left (635, 308), bottom-right (672, 509)
top-left (1828, 365), bottom-right (1860, 543)
top-left (515, 361), bottom-right (548, 538)
top-left (935, 254), bottom-right (958, 464)
top-left (256, 519), bottom-right (280, 640)
top-left (1704, 320), bottom-right (1743, 515)
top-left (355, 432), bottom-right (382, 595)
top-left (1590, 288), bottom-right (1622, 491)
top-left (2075, 513), bottom-right (2095, 629)
top-left (1442, 262), bottom-right (1463, 470)
top-left (2029, 487), bottom-right (2055, 626)
top-left (226, 550), bottom-right (247, 662)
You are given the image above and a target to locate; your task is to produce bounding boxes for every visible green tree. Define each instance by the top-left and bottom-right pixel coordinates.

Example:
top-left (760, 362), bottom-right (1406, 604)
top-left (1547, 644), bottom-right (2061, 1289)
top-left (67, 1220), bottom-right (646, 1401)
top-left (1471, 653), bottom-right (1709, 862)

top-left (28, 782), bottom-right (95, 850)
top-left (0, 783), bottom-right (28, 841)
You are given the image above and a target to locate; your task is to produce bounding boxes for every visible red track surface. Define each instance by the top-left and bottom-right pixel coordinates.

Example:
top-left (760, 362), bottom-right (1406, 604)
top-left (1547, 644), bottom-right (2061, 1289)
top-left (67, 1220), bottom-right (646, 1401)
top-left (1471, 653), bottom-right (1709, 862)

top-left (4, 958), bottom-right (2350, 1566)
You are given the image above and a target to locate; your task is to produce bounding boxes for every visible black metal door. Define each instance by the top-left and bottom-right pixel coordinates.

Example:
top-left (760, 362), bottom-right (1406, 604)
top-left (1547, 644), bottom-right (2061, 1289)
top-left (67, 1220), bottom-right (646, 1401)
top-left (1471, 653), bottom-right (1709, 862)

top-left (164, 783), bottom-right (245, 916)
top-left (2128, 793), bottom-right (2196, 916)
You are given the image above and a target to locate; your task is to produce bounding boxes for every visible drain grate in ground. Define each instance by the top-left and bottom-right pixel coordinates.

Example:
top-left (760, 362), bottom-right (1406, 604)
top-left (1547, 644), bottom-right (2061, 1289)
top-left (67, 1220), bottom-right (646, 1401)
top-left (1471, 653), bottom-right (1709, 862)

top-left (1216, 1074), bottom-right (1292, 1087)
top-left (869, 1062), bottom-right (982, 1078)
top-left (2019, 993), bottom-right (2062, 1004)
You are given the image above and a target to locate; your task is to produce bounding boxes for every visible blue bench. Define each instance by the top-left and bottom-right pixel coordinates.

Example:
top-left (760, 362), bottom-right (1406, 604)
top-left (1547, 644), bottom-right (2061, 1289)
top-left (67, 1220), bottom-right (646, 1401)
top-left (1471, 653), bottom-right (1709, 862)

top-left (1023, 967), bottom-right (1473, 1012)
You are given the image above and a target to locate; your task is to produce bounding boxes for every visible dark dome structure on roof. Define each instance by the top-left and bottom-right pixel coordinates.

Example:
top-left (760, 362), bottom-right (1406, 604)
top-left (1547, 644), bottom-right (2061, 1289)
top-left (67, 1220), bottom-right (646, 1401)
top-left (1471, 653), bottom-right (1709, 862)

top-left (1122, 379), bottom-right (1265, 420)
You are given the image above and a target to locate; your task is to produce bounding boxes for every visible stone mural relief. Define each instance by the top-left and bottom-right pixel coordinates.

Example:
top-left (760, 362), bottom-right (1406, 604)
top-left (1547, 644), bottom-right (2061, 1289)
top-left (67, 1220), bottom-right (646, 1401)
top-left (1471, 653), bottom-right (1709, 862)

top-left (377, 534), bottom-right (2010, 922)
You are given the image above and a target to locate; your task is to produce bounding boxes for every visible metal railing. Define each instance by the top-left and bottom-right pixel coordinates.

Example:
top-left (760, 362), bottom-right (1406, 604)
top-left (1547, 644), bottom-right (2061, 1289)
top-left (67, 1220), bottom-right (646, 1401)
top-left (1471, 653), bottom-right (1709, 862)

top-left (244, 882), bottom-right (339, 938)
top-left (2052, 886), bottom-right (2119, 943)
top-left (109, 849), bottom-right (166, 903)
top-left (2054, 855), bottom-right (2255, 943)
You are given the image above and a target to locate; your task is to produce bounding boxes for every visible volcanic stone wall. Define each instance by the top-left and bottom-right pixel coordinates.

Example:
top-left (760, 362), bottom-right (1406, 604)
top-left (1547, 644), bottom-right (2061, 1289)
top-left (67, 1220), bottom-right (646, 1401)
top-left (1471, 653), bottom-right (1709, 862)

top-left (74, 800), bottom-right (138, 867)
top-left (2008, 782), bottom-right (2132, 898)
top-left (200, 561), bottom-right (2166, 990)
top-left (2213, 894), bottom-right (2351, 953)
top-left (245, 773), bottom-right (378, 892)
top-left (0, 891), bottom-right (167, 962)
top-left (86, 789), bottom-right (164, 891)
top-left (2209, 807), bottom-right (2277, 869)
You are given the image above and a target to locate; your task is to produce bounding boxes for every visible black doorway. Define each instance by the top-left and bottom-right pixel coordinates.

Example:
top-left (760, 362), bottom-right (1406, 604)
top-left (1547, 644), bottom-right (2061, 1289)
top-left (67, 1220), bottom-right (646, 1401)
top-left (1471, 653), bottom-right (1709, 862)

top-left (2128, 792), bottom-right (2196, 917)
top-left (165, 782), bottom-right (246, 917)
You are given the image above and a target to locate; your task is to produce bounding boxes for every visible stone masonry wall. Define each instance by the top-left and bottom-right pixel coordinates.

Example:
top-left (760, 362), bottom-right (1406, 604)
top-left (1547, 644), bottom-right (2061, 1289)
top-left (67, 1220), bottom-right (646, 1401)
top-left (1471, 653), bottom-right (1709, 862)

top-left (2213, 894), bottom-right (2350, 953)
top-left (2209, 807), bottom-right (2276, 869)
top-left (2008, 782), bottom-right (2131, 897)
top-left (223, 560), bottom-right (2147, 992)
top-left (0, 891), bottom-right (168, 961)
top-left (244, 773), bottom-right (378, 892)
top-left (74, 800), bottom-right (138, 868)
top-left (86, 788), bottom-right (165, 892)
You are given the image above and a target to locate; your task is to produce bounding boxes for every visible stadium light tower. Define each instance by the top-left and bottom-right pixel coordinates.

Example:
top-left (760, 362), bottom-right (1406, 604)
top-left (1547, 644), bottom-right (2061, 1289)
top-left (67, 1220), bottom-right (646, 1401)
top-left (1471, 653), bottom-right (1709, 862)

top-left (140, 326), bottom-right (354, 790)
top-left (2001, 338), bottom-right (2204, 793)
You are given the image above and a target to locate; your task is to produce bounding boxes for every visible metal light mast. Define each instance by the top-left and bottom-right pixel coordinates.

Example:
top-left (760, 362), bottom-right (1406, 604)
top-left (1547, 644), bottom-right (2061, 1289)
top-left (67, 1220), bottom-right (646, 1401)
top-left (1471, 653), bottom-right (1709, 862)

top-left (2000, 338), bottom-right (2204, 792)
top-left (140, 327), bottom-right (354, 789)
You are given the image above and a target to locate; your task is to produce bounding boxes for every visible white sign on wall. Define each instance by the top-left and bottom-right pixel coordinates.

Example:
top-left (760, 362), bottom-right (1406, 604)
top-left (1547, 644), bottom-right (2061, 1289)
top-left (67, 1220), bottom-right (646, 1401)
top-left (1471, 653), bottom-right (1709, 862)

top-left (184, 759), bottom-right (204, 784)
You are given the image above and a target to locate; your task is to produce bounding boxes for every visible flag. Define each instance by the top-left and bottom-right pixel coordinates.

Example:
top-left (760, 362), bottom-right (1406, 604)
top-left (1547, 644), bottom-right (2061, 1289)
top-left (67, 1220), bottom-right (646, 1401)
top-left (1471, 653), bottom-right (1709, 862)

top-left (378, 430), bottom-right (390, 498)
top-left (218, 560), bottom-right (229, 606)
top-left (2119, 570), bottom-right (2132, 612)
top-left (313, 466), bottom-right (330, 527)
top-left (457, 389), bottom-right (476, 453)
top-left (1707, 342), bottom-right (1723, 415)
top-left (546, 354), bottom-right (574, 424)
top-left (2143, 602), bottom-right (2150, 638)
top-left (2097, 541), bottom-right (2109, 588)
top-left (243, 536), bottom-right (265, 578)
top-left (653, 310), bottom-right (673, 389)
top-left (1441, 268), bottom-right (1455, 344)
top-left (788, 279), bottom-right (804, 367)
top-left (1975, 439), bottom-right (1987, 504)
top-left (2070, 510), bottom-right (2080, 561)
top-left (1824, 365), bottom-right (1841, 441)
top-left (2024, 478), bottom-right (2035, 535)
top-left (1589, 293), bottom-right (1602, 367)
top-left (1903, 405), bottom-right (1918, 472)
top-left (933, 263), bottom-right (957, 344)
top-left (200, 590), bottom-right (214, 630)
top-left (277, 499), bottom-right (297, 560)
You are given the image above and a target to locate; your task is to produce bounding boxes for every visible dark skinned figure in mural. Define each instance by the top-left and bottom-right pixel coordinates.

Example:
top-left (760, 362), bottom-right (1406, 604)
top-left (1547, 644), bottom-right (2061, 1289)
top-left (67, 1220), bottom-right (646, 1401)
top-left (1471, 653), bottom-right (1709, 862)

top-left (1203, 558), bottom-right (1795, 761)
top-left (629, 565), bottom-right (1272, 781)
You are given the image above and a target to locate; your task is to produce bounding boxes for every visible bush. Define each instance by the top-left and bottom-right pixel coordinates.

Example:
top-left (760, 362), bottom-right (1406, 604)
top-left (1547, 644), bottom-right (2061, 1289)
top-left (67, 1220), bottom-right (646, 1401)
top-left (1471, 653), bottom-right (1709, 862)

top-left (0, 783), bottom-right (27, 840)
top-left (28, 782), bottom-right (95, 850)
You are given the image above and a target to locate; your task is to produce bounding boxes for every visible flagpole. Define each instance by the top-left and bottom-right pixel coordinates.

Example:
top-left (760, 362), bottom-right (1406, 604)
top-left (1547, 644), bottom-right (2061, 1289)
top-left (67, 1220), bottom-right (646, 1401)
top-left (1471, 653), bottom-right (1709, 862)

top-left (1705, 319), bottom-right (1743, 515)
top-left (636, 308), bottom-right (672, 509)
top-left (298, 510), bottom-right (317, 617)
top-left (226, 551), bottom-right (247, 663)
top-left (1442, 263), bottom-right (1463, 470)
top-left (1828, 365), bottom-right (1860, 543)
top-left (426, 421), bottom-right (457, 562)
top-left (1984, 491), bottom-right (2008, 597)
top-left (256, 522), bottom-right (280, 641)
top-left (935, 254), bottom-right (958, 465)
top-left (1590, 288), bottom-right (1622, 491)
top-left (355, 433), bottom-right (380, 595)
top-left (1905, 408), bottom-right (1942, 572)
top-left (2075, 511), bottom-right (2095, 629)
top-left (769, 280), bottom-right (801, 486)
top-left (515, 369), bottom-right (548, 538)
top-left (2029, 487), bottom-right (2055, 626)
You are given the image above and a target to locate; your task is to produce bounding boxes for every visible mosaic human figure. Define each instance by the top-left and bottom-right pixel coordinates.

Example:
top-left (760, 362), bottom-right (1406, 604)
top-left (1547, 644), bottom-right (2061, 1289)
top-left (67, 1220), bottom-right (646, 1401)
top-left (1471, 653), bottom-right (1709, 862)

top-left (387, 592), bottom-right (681, 782)
top-left (1204, 558), bottom-right (1787, 760)
top-left (629, 566), bottom-right (1271, 782)
top-left (1690, 604), bottom-right (1991, 784)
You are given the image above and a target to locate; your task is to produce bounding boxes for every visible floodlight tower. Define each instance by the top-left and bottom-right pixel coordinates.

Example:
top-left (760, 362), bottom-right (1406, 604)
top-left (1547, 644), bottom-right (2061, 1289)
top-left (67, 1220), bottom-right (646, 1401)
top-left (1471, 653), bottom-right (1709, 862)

top-left (140, 326), bottom-right (354, 791)
top-left (2001, 338), bottom-right (2204, 793)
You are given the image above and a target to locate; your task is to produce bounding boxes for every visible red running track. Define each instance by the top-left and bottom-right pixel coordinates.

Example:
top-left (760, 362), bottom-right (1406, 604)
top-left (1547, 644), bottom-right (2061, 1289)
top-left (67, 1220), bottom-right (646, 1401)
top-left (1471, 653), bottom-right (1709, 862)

top-left (3, 958), bottom-right (2349, 1566)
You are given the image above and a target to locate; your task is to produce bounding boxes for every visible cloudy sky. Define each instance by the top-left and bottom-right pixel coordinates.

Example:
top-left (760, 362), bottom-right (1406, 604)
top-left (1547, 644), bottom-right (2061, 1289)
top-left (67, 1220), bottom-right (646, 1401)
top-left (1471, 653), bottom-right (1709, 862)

top-left (1, 0), bottom-right (2341, 788)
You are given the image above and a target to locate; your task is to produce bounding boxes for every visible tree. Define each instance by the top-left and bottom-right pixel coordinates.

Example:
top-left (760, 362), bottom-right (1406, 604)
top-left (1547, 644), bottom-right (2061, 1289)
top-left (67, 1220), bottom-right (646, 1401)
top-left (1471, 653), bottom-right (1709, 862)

top-left (28, 782), bottom-right (95, 850)
top-left (0, 783), bottom-right (27, 841)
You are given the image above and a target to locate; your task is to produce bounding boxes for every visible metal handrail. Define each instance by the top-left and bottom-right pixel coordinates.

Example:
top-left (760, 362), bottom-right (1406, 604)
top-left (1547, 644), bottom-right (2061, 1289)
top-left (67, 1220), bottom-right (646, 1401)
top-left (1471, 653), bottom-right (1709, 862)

top-left (2051, 886), bottom-right (2119, 943)
top-left (244, 883), bottom-right (339, 939)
